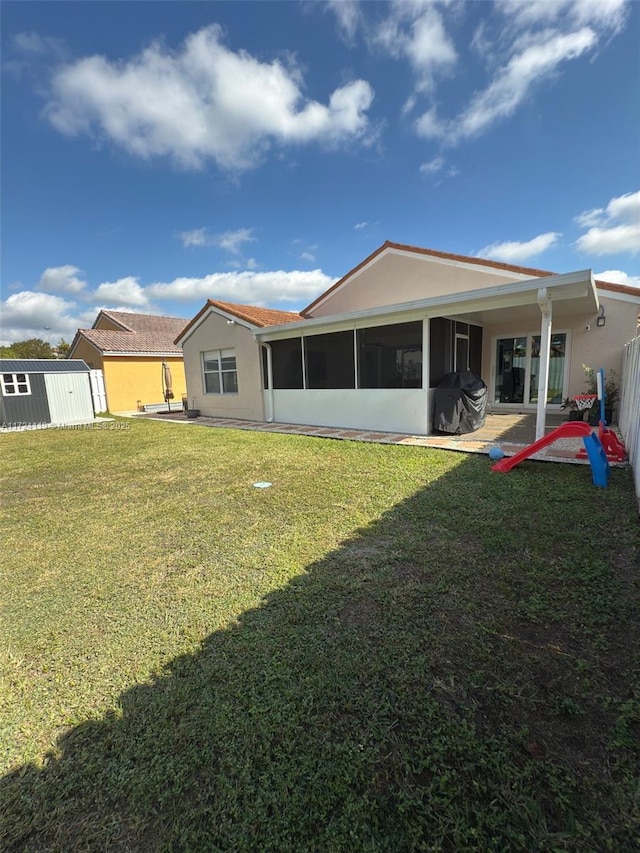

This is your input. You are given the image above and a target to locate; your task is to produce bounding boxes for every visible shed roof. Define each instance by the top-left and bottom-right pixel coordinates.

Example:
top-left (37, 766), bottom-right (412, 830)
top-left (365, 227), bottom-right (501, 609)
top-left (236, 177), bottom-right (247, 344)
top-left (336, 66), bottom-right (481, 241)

top-left (0, 359), bottom-right (90, 373)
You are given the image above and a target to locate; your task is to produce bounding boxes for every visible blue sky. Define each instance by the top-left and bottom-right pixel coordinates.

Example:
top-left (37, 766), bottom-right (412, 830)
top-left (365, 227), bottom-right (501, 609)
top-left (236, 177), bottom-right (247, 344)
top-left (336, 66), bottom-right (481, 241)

top-left (1, 0), bottom-right (639, 345)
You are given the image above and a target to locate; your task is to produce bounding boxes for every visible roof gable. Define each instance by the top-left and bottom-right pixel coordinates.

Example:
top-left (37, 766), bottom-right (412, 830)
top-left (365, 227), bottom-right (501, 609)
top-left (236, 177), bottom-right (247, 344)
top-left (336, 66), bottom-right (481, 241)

top-left (302, 240), bottom-right (639, 317)
top-left (176, 299), bottom-right (302, 345)
top-left (70, 311), bottom-right (188, 357)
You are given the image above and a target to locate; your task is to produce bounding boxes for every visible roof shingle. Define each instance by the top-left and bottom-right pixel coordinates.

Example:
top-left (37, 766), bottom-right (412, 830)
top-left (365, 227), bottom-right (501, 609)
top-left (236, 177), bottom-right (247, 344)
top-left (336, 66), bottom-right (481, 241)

top-left (77, 328), bottom-right (184, 354)
top-left (175, 300), bottom-right (302, 343)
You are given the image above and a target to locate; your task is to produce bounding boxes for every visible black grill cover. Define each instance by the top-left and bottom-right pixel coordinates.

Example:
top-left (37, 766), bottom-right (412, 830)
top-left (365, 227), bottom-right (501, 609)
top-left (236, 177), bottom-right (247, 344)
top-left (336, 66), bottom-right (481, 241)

top-left (433, 371), bottom-right (487, 434)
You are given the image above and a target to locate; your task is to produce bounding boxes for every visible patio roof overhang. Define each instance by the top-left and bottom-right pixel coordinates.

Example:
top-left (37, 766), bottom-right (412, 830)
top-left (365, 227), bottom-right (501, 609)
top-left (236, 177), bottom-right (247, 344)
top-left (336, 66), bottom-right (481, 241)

top-left (254, 269), bottom-right (598, 341)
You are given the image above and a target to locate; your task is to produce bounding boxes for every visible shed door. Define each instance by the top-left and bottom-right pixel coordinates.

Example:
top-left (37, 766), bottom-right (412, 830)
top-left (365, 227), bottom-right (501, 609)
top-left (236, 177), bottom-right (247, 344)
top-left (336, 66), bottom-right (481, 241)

top-left (44, 373), bottom-right (95, 424)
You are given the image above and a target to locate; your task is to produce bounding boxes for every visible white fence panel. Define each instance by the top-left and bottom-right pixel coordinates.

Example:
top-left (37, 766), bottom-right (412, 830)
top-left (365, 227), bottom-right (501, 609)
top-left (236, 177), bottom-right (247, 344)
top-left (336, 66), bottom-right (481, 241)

top-left (90, 369), bottom-right (107, 412)
top-left (618, 336), bottom-right (640, 504)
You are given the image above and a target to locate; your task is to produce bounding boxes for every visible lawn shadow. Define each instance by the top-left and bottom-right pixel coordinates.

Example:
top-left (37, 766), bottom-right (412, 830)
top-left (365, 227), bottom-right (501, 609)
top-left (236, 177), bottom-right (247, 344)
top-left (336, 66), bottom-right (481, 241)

top-left (2, 454), bottom-right (639, 851)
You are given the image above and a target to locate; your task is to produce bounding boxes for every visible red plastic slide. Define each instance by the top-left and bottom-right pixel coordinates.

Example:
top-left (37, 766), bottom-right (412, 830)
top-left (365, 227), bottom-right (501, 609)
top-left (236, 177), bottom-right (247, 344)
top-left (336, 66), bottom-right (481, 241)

top-left (491, 421), bottom-right (593, 472)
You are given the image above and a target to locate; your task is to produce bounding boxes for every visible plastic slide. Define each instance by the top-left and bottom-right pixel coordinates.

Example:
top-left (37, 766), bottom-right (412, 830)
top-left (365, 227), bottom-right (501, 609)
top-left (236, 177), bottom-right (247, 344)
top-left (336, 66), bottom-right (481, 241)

top-left (491, 421), bottom-right (593, 472)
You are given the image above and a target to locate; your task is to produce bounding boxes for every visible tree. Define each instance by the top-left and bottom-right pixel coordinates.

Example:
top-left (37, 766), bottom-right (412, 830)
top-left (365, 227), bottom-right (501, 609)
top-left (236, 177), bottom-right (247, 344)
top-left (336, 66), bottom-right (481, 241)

top-left (56, 338), bottom-right (71, 358)
top-left (2, 338), bottom-right (56, 359)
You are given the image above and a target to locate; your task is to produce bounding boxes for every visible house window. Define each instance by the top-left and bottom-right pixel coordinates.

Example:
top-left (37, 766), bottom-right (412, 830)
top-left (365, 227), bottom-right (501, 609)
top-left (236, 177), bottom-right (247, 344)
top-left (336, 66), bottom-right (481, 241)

top-left (1, 373), bottom-right (31, 396)
top-left (357, 322), bottom-right (423, 389)
top-left (202, 349), bottom-right (237, 394)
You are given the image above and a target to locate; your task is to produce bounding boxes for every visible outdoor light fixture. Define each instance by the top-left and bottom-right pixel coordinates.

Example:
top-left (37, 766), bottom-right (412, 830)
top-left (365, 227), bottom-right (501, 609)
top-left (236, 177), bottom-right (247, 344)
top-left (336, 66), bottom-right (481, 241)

top-left (597, 305), bottom-right (606, 327)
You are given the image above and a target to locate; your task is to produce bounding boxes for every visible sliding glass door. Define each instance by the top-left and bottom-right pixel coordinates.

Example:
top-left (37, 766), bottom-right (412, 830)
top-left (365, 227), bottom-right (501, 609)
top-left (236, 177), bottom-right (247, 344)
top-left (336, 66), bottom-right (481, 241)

top-left (494, 333), bottom-right (567, 406)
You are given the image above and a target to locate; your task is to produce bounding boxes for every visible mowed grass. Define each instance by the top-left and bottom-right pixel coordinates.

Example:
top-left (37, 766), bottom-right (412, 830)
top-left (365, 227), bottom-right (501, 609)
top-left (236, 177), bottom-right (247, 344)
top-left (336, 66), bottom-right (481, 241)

top-left (1, 417), bottom-right (639, 852)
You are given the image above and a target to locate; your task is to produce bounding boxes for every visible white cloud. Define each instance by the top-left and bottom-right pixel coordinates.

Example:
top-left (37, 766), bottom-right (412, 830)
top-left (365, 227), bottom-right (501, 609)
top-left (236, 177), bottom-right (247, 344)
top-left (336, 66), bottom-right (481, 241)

top-left (92, 276), bottom-right (149, 307)
top-left (327, 0), bottom-right (362, 42)
top-left (500, 0), bottom-right (628, 35)
top-left (177, 227), bottom-right (256, 253)
top-left (415, 108), bottom-right (445, 139)
top-left (577, 224), bottom-right (640, 255)
top-left (178, 228), bottom-right (209, 248)
top-left (595, 269), bottom-right (640, 288)
top-left (575, 190), bottom-right (640, 254)
top-left (354, 221), bottom-right (368, 230)
top-left (374, 4), bottom-right (457, 94)
top-left (478, 231), bottom-right (561, 262)
top-left (419, 155), bottom-right (444, 174)
top-left (409, 1), bottom-right (630, 144)
top-left (12, 31), bottom-right (65, 57)
top-left (300, 252), bottom-right (315, 263)
top-left (450, 28), bottom-right (597, 142)
top-left (146, 269), bottom-right (335, 305)
top-left (216, 228), bottom-right (256, 254)
top-left (45, 25), bottom-right (374, 171)
top-left (0, 291), bottom-right (81, 345)
top-left (36, 264), bottom-right (86, 294)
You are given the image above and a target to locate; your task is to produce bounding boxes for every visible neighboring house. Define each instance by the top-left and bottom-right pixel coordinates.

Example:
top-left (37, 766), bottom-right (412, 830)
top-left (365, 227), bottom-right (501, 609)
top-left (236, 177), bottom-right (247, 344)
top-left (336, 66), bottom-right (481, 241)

top-left (69, 310), bottom-right (188, 413)
top-left (177, 242), bottom-right (640, 438)
top-left (0, 359), bottom-right (94, 427)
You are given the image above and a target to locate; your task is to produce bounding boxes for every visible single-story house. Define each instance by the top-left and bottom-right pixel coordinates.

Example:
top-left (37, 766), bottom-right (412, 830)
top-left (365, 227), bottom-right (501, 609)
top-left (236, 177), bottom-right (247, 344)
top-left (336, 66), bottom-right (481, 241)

top-left (68, 310), bottom-right (188, 413)
top-left (176, 242), bottom-right (640, 438)
top-left (0, 359), bottom-right (95, 428)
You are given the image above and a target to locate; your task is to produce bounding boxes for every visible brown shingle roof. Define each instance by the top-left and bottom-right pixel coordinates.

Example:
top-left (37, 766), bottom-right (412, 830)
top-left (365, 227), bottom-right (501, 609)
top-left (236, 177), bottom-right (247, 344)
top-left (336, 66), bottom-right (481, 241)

top-left (96, 310), bottom-right (188, 337)
top-left (76, 328), bottom-right (184, 354)
top-left (301, 240), bottom-right (640, 316)
top-left (175, 300), bottom-right (302, 344)
top-left (209, 300), bottom-right (302, 327)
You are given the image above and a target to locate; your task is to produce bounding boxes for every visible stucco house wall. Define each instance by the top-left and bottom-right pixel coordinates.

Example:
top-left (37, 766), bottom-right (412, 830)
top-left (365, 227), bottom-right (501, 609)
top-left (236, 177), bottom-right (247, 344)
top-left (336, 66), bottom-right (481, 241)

top-left (68, 337), bottom-right (103, 371)
top-left (307, 249), bottom-right (531, 318)
top-left (182, 312), bottom-right (265, 421)
top-left (103, 356), bottom-right (186, 413)
top-left (480, 290), bottom-right (638, 409)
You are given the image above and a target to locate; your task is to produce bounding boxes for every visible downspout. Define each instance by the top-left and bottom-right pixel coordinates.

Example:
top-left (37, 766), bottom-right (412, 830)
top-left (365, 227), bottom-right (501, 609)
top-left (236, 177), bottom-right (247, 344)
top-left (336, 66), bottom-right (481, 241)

top-left (262, 342), bottom-right (274, 423)
top-left (535, 287), bottom-right (552, 441)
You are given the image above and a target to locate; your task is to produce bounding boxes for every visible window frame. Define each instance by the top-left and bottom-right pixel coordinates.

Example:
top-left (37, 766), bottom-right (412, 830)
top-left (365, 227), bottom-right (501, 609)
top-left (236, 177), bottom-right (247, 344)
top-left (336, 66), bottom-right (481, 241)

top-left (1, 372), bottom-right (31, 396)
top-left (202, 349), bottom-right (238, 395)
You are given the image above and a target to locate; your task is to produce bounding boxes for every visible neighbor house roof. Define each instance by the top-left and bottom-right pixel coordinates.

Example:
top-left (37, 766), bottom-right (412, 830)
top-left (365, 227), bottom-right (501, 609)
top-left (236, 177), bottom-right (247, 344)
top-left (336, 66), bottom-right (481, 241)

top-left (69, 311), bottom-right (188, 357)
top-left (175, 300), bottom-right (302, 344)
top-left (301, 240), bottom-right (639, 316)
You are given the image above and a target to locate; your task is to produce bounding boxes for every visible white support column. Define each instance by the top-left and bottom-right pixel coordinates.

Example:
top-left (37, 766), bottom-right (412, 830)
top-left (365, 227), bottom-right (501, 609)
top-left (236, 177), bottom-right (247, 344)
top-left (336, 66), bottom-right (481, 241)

top-left (263, 343), bottom-right (274, 422)
top-left (422, 316), bottom-right (431, 434)
top-left (535, 287), bottom-right (552, 441)
top-left (421, 317), bottom-right (430, 390)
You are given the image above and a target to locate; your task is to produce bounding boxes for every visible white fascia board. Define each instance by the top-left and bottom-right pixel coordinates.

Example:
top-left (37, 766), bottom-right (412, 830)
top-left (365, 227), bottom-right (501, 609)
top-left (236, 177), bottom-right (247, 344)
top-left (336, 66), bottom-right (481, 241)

top-left (596, 287), bottom-right (640, 305)
top-left (308, 245), bottom-right (543, 315)
top-left (102, 351), bottom-right (184, 357)
top-left (255, 269), bottom-right (596, 341)
top-left (177, 305), bottom-right (256, 347)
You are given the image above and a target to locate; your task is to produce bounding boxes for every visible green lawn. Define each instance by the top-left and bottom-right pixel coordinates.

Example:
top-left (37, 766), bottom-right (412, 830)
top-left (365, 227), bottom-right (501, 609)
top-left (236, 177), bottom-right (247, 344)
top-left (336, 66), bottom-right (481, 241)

top-left (1, 418), bottom-right (639, 851)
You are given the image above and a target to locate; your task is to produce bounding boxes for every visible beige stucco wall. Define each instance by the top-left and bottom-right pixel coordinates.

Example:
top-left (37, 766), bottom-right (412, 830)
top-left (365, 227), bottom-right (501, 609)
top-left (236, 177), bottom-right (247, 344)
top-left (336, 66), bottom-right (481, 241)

top-left (480, 292), bottom-right (639, 407)
top-left (95, 315), bottom-right (125, 332)
top-left (181, 311), bottom-right (265, 420)
top-left (309, 250), bottom-right (529, 317)
top-left (70, 337), bottom-right (103, 371)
